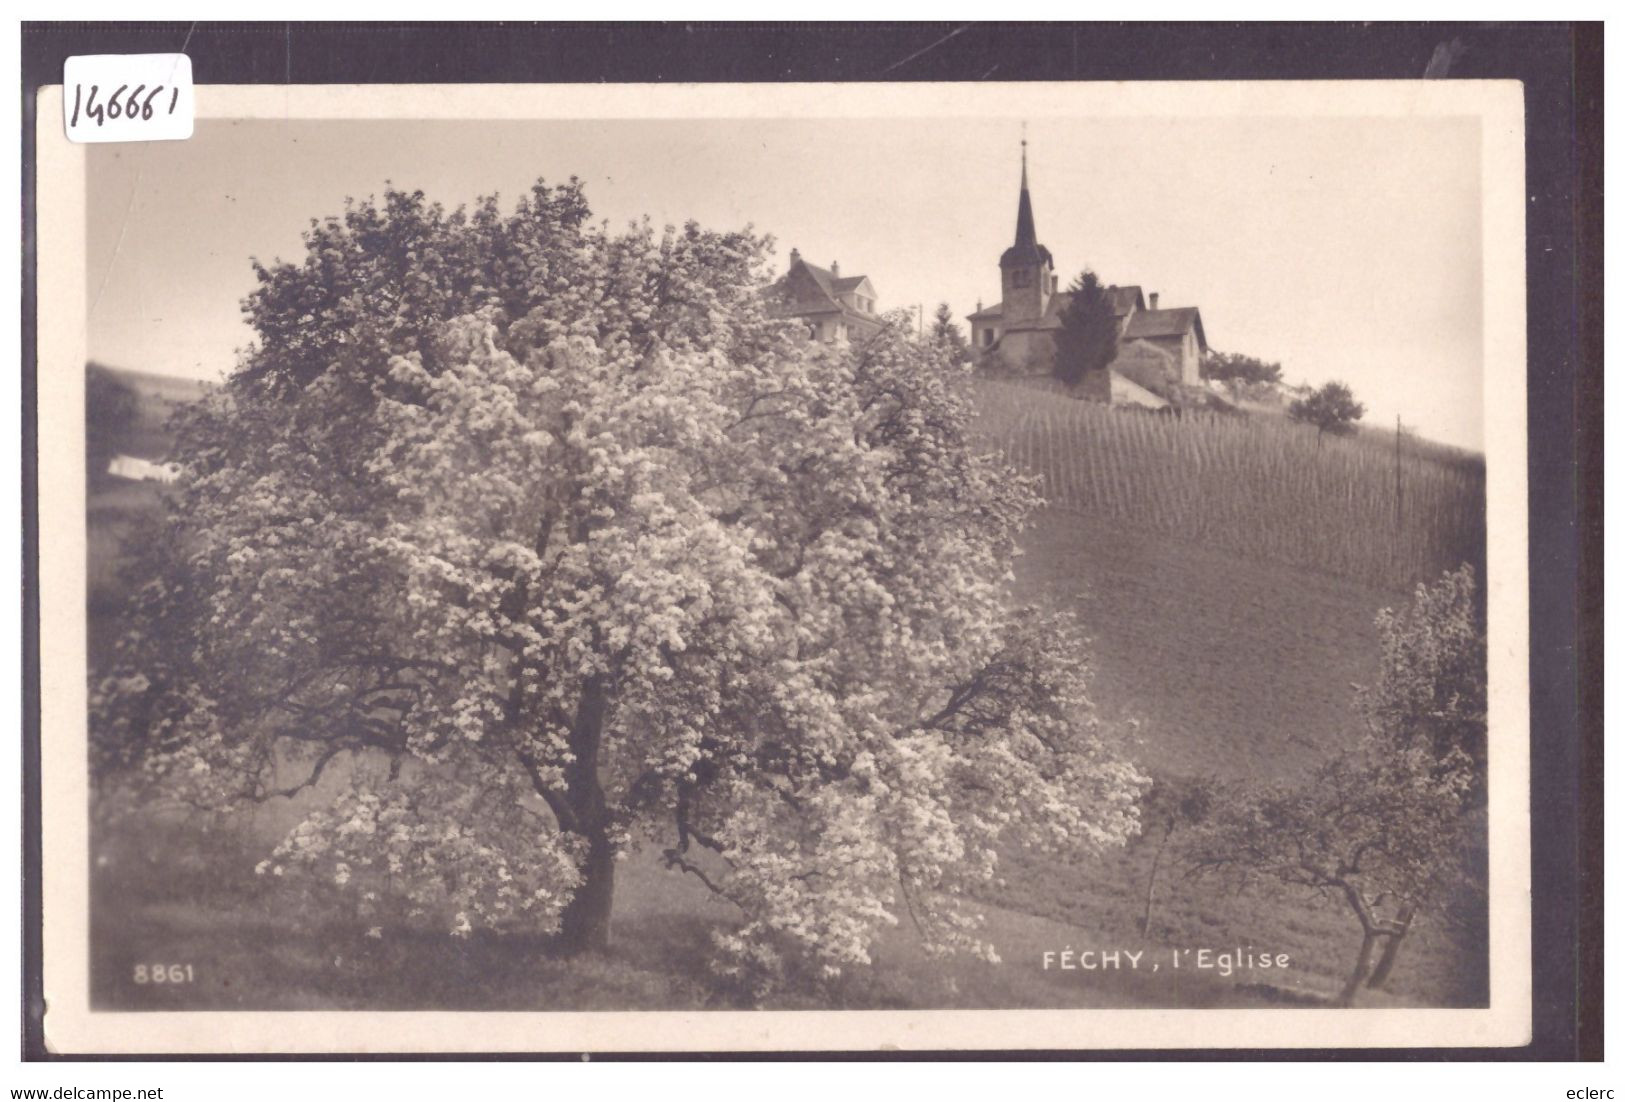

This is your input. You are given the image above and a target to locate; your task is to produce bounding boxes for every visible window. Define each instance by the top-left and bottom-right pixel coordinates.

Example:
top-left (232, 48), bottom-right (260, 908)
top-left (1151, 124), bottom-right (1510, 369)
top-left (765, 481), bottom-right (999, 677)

top-left (982, 328), bottom-right (995, 347)
top-left (1011, 269), bottom-right (1031, 289)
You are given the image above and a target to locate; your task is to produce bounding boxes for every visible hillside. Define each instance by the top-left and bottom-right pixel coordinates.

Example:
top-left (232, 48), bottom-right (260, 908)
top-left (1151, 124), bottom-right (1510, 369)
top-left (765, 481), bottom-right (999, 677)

top-left (974, 374), bottom-right (1485, 593)
top-left (969, 377), bottom-right (1487, 1006)
top-left (89, 363), bottom-right (212, 461)
top-left (1012, 505), bottom-right (1388, 782)
top-left (968, 372), bottom-right (1486, 781)
top-left (85, 366), bottom-right (208, 650)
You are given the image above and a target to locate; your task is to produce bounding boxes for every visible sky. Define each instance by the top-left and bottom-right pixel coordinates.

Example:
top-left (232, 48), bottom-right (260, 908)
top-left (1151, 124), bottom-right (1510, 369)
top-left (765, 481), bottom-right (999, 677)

top-left (87, 115), bottom-right (1484, 449)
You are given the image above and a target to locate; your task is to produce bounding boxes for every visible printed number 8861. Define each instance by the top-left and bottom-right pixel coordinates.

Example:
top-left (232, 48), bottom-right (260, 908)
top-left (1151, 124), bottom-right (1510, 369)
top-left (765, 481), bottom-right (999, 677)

top-left (133, 963), bottom-right (194, 984)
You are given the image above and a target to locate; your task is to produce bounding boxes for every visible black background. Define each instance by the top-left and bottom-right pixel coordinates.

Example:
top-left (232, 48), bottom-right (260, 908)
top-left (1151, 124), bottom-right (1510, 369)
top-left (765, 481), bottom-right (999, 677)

top-left (20, 21), bottom-right (1603, 1062)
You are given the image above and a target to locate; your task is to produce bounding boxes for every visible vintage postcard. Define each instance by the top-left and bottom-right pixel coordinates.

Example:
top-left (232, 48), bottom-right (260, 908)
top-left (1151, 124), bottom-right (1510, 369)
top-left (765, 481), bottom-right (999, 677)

top-left (35, 79), bottom-right (1530, 1053)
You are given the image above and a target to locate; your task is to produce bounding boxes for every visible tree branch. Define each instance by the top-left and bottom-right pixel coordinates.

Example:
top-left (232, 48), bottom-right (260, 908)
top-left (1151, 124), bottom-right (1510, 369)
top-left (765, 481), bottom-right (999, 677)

top-left (661, 848), bottom-right (725, 895)
top-left (515, 749), bottom-right (578, 834)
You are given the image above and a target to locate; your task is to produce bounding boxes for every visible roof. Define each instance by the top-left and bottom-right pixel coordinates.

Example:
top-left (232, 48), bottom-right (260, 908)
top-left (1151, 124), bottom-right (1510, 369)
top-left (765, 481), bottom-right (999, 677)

top-left (1000, 148), bottom-right (1054, 270)
top-left (971, 283), bottom-right (1145, 325)
top-left (797, 260), bottom-right (839, 296)
top-left (1106, 286), bottom-right (1146, 315)
top-left (1123, 306), bottom-right (1208, 350)
top-left (795, 261), bottom-right (874, 301)
top-left (770, 258), bottom-right (879, 320)
top-left (1000, 241), bottom-right (1053, 270)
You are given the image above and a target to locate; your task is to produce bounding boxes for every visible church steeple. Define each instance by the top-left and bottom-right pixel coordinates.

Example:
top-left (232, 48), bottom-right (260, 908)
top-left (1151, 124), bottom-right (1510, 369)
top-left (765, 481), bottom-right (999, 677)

top-left (1013, 139), bottom-right (1038, 250)
top-left (1001, 138), bottom-right (1053, 274)
top-left (999, 134), bottom-right (1054, 323)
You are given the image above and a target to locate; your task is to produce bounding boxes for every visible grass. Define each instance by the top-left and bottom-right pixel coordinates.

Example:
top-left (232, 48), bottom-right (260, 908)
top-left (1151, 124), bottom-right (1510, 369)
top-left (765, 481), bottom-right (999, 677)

top-left (1011, 505), bottom-right (1389, 781)
top-left (91, 802), bottom-right (1477, 1011)
top-left (89, 816), bottom-right (1302, 1012)
top-left (984, 505), bottom-right (1486, 1008)
top-left (83, 366), bottom-right (1488, 1011)
top-left (88, 482), bottom-right (163, 602)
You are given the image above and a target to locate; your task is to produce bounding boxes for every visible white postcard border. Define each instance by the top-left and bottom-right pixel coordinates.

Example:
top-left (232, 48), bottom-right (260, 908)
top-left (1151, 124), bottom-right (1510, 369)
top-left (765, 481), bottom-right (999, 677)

top-left (36, 79), bottom-right (1531, 1054)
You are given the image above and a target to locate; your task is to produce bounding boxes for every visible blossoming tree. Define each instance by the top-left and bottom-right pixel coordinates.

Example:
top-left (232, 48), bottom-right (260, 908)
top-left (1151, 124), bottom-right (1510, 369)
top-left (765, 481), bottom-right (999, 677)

top-left (94, 180), bottom-right (1144, 979)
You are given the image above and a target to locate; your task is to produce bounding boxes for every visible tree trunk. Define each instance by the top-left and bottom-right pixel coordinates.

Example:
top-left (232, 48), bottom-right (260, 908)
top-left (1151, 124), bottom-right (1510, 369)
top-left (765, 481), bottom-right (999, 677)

top-left (1139, 823), bottom-right (1174, 935)
top-left (555, 675), bottom-right (614, 954)
top-left (557, 818), bottom-right (615, 953)
top-left (1337, 930), bottom-right (1380, 1008)
top-left (1365, 902), bottom-right (1416, 990)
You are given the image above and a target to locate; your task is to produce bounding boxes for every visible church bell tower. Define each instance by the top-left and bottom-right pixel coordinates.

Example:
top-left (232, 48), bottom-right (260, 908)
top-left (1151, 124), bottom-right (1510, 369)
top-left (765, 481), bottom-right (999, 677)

top-left (999, 139), bottom-right (1054, 325)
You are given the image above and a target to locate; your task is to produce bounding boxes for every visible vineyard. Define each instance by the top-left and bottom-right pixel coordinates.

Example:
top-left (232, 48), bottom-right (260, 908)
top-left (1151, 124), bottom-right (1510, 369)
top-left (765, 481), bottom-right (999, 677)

top-left (972, 376), bottom-right (1485, 592)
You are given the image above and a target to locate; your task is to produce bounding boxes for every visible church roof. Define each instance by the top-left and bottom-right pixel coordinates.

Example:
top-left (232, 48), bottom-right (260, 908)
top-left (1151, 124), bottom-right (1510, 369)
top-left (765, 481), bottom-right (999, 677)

top-left (999, 145), bottom-right (1053, 270)
top-left (969, 285), bottom-right (1143, 325)
top-left (1000, 241), bottom-right (1054, 270)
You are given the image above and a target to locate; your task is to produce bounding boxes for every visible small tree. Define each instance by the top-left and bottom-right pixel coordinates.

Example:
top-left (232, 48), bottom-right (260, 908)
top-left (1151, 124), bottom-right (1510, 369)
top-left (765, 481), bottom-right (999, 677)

top-left (1189, 741), bottom-right (1472, 1006)
top-left (1053, 270), bottom-right (1120, 387)
top-left (1288, 380), bottom-right (1365, 440)
top-left (1361, 564), bottom-right (1487, 789)
top-left (1355, 564), bottom-right (1487, 988)
top-left (929, 302), bottom-right (970, 366)
top-left (1189, 564), bottom-right (1487, 1005)
top-left (1201, 350), bottom-right (1283, 388)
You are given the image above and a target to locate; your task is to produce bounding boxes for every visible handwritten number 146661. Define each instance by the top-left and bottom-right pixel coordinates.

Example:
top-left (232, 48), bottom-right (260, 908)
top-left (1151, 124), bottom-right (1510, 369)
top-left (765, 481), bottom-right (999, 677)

top-left (70, 83), bottom-right (180, 128)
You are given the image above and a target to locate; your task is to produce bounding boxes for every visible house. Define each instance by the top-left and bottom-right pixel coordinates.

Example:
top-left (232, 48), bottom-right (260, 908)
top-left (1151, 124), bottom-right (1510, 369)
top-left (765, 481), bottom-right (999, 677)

top-left (1121, 304), bottom-right (1208, 386)
top-left (967, 145), bottom-right (1209, 398)
top-left (106, 454), bottom-right (180, 484)
top-left (768, 250), bottom-right (885, 344)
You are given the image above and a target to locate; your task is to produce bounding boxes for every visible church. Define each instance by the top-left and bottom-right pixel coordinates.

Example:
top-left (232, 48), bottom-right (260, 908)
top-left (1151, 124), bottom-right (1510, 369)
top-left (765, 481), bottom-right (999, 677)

top-left (966, 146), bottom-right (1210, 405)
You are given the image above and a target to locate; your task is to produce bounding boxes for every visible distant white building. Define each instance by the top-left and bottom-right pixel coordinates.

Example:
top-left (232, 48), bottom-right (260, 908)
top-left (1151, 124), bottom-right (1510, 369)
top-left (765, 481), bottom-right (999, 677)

top-left (107, 454), bottom-right (180, 484)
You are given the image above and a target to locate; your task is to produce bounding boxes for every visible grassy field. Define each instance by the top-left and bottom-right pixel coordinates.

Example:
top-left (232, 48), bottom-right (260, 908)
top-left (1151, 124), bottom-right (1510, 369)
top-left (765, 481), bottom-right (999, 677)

top-left (90, 816), bottom-right (1321, 1012)
top-left (85, 366), bottom-right (1488, 1011)
top-left (1012, 505), bottom-right (1387, 781)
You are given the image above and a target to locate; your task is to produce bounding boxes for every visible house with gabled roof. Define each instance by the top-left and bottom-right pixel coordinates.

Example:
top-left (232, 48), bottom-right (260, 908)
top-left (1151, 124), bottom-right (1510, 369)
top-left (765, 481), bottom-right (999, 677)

top-left (967, 144), bottom-right (1210, 399)
top-left (768, 249), bottom-right (885, 345)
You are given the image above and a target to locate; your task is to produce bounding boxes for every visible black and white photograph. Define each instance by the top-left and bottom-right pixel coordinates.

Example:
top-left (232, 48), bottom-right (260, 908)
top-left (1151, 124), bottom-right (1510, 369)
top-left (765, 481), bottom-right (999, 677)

top-left (34, 73), bottom-right (1534, 1054)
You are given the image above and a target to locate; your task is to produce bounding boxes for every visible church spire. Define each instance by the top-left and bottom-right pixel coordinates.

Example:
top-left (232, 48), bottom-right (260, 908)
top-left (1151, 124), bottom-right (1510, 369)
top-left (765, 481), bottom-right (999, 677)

top-left (1013, 136), bottom-right (1037, 249)
top-left (1000, 133), bottom-right (1052, 273)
